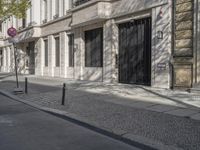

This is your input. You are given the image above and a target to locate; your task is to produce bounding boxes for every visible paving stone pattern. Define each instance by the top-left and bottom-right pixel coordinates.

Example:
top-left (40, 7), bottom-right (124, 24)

top-left (0, 74), bottom-right (200, 150)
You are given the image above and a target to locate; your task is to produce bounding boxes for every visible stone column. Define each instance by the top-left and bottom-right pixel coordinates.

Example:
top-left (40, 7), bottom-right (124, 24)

top-left (103, 19), bottom-right (118, 83)
top-left (74, 27), bottom-right (83, 80)
top-left (60, 32), bottom-right (67, 78)
top-left (7, 47), bottom-right (11, 72)
top-left (48, 35), bottom-right (55, 77)
top-left (35, 38), bottom-right (43, 76)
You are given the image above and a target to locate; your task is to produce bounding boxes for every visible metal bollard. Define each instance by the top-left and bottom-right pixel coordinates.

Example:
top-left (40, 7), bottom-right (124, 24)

top-left (61, 83), bottom-right (66, 105)
top-left (25, 77), bottom-right (28, 94)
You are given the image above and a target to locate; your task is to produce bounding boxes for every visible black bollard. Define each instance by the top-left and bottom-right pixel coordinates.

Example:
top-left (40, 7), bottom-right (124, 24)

top-left (62, 83), bottom-right (66, 105)
top-left (25, 77), bottom-right (28, 94)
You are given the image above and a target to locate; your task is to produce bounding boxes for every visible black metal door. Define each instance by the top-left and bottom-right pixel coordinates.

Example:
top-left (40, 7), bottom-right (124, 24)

top-left (119, 18), bottom-right (151, 85)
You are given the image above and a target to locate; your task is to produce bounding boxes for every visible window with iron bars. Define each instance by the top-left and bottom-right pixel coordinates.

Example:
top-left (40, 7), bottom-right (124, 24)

top-left (73, 0), bottom-right (91, 7)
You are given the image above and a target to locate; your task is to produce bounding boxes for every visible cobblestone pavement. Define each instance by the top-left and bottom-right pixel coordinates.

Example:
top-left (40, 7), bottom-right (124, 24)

top-left (1, 73), bottom-right (200, 150)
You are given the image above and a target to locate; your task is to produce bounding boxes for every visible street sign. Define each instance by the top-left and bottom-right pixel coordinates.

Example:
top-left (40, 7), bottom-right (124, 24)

top-left (7, 26), bottom-right (22, 93)
top-left (7, 27), bottom-right (17, 37)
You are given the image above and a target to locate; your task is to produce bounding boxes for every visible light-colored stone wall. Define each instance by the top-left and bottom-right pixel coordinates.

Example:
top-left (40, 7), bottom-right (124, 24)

top-left (111, 1), bottom-right (171, 88)
top-left (152, 3), bottom-right (172, 88)
top-left (3, 0), bottom-right (198, 89)
top-left (1, 47), bottom-right (14, 73)
top-left (73, 22), bottom-right (104, 82)
top-left (41, 17), bottom-right (71, 37)
top-left (72, 1), bottom-right (112, 26)
top-left (112, 0), bottom-right (168, 17)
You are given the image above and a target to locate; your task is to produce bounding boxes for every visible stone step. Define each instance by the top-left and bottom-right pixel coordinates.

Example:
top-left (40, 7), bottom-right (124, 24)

top-left (190, 84), bottom-right (200, 94)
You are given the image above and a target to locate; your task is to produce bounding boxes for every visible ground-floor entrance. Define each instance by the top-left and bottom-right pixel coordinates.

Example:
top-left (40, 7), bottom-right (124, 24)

top-left (118, 17), bottom-right (152, 85)
top-left (26, 41), bottom-right (35, 74)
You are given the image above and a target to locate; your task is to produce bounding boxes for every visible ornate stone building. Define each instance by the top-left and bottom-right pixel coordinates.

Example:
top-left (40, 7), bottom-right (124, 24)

top-left (172, 0), bottom-right (200, 89)
top-left (0, 0), bottom-right (199, 89)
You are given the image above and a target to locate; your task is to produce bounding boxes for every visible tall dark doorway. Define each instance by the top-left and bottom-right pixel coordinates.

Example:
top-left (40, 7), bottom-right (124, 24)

top-left (27, 41), bottom-right (35, 74)
top-left (119, 17), bottom-right (152, 85)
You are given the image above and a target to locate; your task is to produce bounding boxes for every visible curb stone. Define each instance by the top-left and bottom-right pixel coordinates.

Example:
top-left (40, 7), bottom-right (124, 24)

top-left (123, 134), bottom-right (183, 150)
top-left (0, 89), bottom-right (182, 150)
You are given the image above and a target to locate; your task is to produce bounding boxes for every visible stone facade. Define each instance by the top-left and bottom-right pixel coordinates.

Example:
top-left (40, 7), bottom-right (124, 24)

top-left (173, 0), bottom-right (194, 88)
top-left (0, 0), bottom-right (199, 89)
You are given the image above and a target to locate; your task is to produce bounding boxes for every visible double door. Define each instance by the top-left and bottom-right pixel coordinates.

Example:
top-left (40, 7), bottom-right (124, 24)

top-left (119, 18), bottom-right (152, 85)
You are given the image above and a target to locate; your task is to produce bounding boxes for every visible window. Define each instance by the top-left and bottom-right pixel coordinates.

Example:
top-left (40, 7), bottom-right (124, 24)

top-left (55, 37), bottom-right (60, 67)
top-left (85, 28), bottom-right (103, 67)
top-left (74, 0), bottom-right (91, 6)
top-left (68, 34), bottom-right (74, 67)
top-left (44, 39), bottom-right (48, 67)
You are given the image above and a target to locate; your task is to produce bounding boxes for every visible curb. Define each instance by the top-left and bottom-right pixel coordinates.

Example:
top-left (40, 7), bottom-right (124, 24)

top-left (0, 90), bottom-right (182, 150)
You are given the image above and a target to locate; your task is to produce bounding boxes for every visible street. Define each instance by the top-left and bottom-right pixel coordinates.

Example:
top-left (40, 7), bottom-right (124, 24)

top-left (0, 74), bottom-right (200, 150)
top-left (0, 94), bottom-right (140, 150)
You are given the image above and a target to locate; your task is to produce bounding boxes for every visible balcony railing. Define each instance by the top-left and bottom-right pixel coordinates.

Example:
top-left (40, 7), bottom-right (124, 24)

top-left (74, 0), bottom-right (91, 7)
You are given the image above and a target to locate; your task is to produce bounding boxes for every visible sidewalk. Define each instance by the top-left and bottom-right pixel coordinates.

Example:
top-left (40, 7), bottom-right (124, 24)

top-left (0, 73), bottom-right (200, 150)
top-left (1, 74), bottom-right (200, 114)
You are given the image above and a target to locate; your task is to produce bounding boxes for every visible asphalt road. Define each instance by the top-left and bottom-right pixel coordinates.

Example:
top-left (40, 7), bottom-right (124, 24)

top-left (0, 94), bottom-right (140, 150)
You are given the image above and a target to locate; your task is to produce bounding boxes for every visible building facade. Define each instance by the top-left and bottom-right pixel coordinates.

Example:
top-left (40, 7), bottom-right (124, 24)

top-left (0, 0), bottom-right (199, 89)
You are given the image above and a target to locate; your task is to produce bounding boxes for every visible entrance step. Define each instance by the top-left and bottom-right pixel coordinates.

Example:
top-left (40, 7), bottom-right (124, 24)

top-left (189, 84), bottom-right (200, 94)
